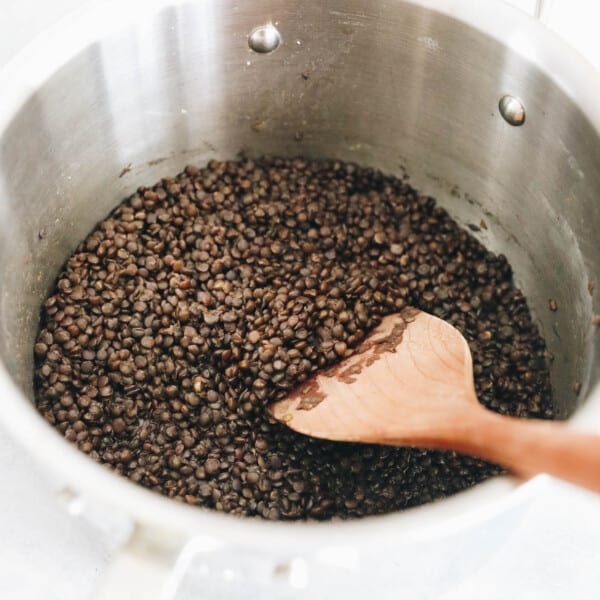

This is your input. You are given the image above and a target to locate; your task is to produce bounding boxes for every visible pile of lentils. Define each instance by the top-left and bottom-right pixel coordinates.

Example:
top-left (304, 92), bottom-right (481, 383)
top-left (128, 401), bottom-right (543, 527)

top-left (34, 157), bottom-right (553, 520)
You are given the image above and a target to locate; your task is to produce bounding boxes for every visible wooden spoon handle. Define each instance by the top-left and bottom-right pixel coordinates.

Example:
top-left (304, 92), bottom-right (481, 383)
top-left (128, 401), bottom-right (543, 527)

top-left (446, 408), bottom-right (600, 494)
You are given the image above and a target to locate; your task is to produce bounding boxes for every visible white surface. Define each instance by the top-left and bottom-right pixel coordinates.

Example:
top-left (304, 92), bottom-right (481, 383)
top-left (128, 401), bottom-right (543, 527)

top-left (0, 428), bottom-right (124, 600)
top-left (440, 481), bottom-right (600, 600)
top-left (504, 0), bottom-right (600, 71)
top-left (1, 1), bottom-right (600, 599)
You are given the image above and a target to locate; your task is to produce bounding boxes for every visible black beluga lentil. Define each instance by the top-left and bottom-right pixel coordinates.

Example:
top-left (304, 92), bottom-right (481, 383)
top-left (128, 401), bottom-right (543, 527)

top-left (33, 157), bottom-right (553, 520)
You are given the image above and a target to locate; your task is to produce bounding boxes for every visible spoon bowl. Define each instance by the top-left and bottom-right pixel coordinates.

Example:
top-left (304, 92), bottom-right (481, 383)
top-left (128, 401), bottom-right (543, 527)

top-left (270, 310), bottom-right (600, 493)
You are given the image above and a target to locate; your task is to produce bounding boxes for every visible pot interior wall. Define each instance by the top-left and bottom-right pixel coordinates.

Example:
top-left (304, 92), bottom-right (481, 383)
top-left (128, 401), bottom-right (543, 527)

top-left (0, 0), bottom-right (598, 420)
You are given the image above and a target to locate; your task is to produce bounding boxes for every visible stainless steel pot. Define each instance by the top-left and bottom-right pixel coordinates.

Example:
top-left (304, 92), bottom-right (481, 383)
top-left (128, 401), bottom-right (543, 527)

top-left (0, 0), bottom-right (599, 597)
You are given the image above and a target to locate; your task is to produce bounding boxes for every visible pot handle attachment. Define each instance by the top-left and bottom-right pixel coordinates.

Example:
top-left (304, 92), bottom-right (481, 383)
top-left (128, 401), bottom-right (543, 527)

top-left (93, 524), bottom-right (308, 600)
top-left (94, 524), bottom-right (182, 600)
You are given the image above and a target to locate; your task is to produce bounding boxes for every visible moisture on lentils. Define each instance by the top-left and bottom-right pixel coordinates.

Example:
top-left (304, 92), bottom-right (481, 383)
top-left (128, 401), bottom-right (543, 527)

top-left (34, 157), bottom-right (553, 520)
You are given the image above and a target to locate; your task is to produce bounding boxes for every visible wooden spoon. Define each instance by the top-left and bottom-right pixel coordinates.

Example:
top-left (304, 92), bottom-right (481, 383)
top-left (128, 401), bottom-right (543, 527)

top-left (270, 309), bottom-right (600, 493)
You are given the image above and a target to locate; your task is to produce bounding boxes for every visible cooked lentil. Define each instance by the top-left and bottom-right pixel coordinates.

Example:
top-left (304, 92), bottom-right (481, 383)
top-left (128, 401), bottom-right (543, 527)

top-left (34, 157), bottom-right (553, 520)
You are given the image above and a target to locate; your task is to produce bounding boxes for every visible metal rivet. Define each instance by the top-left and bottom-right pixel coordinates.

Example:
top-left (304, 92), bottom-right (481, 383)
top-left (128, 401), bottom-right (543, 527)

top-left (248, 24), bottom-right (281, 54)
top-left (499, 95), bottom-right (526, 126)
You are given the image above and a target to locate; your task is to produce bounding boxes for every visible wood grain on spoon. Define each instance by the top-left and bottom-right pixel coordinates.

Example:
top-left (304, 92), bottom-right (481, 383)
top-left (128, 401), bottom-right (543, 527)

top-left (270, 309), bottom-right (600, 494)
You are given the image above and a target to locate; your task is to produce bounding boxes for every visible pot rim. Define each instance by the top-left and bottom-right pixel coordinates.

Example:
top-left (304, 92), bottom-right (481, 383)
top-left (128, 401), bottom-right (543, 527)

top-left (0, 0), bottom-right (599, 548)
